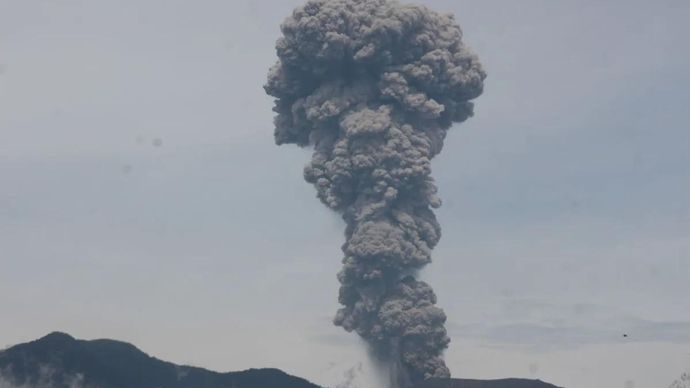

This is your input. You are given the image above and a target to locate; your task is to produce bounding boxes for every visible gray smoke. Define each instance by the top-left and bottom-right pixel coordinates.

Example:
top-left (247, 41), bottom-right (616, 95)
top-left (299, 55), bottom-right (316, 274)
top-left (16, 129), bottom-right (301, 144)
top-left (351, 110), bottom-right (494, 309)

top-left (670, 373), bottom-right (690, 388)
top-left (336, 363), bottom-right (363, 388)
top-left (0, 366), bottom-right (96, 388)
top-left (264, 0), bottom-right (485, 386)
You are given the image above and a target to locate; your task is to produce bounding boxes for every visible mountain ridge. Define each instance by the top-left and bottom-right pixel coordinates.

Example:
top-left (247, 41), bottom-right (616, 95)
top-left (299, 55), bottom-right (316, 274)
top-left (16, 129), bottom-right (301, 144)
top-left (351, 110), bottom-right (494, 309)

top-left (0, 332), bottom-right (318, 388)
top-left (0, 332), bottom-right (562, 388)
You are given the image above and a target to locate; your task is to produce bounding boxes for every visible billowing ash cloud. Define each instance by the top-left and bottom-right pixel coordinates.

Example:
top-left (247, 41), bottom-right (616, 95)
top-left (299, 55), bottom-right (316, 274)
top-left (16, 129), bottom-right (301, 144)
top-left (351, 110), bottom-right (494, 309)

top-left (264, 0), bottom-right (485, 386)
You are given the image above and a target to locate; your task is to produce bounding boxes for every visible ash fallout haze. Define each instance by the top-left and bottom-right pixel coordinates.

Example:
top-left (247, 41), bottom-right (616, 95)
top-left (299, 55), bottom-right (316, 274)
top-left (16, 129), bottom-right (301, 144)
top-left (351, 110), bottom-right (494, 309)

top-left (265, 0), bottom-right (485, 386)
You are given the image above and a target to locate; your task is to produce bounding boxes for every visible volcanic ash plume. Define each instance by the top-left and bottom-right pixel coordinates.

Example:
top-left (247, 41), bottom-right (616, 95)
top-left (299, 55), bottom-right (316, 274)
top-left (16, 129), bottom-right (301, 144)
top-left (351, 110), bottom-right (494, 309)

top-left (264, 0), bottom-right (485, 386)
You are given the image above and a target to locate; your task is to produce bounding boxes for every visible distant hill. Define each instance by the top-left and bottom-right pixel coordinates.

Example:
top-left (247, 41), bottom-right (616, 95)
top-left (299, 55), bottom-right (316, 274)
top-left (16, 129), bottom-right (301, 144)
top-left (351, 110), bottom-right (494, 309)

top-left (0, 332), bottom-right (563, 388)
top-left (0, 332), bottom-right (319, 388)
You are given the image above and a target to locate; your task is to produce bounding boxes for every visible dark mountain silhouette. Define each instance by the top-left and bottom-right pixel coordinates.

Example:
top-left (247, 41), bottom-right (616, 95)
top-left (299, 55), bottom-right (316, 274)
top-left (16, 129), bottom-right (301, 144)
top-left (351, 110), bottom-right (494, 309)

top-left (0, 332), bottom-right (562, 388)
top-left (0, 332), bottom-right (319, 388)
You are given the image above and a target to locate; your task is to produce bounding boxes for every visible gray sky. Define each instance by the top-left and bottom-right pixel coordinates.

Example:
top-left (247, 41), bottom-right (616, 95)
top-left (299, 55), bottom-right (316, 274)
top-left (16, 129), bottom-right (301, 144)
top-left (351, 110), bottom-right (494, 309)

top-left (1, 0), bottom-right (689, 387)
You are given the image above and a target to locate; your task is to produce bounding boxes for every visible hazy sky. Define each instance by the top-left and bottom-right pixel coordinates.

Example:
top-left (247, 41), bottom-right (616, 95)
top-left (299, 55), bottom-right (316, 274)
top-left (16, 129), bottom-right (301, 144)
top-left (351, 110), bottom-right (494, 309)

top-left (1, 1), bottom-right (689, 387)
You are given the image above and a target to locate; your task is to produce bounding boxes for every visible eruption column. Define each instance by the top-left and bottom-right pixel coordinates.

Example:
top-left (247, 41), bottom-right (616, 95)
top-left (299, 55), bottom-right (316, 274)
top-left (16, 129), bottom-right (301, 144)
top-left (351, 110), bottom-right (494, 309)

top-left (265, 0), bottom-right (485, 386)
